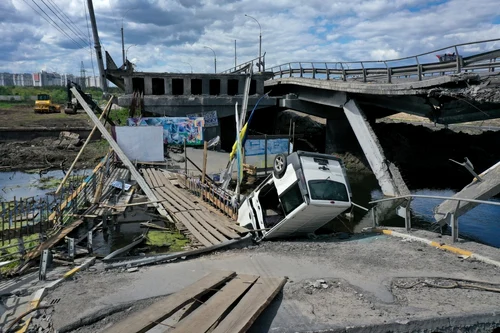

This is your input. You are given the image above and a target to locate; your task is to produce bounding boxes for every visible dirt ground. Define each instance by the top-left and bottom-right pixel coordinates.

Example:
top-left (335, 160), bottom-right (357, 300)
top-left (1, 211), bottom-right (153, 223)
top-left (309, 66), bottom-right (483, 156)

top-left (0, 137), bottom-right (108, 171)
top-left (0, 104), bottom-right (92, 128)
top-left (0, 104), bottom-right (108, 171)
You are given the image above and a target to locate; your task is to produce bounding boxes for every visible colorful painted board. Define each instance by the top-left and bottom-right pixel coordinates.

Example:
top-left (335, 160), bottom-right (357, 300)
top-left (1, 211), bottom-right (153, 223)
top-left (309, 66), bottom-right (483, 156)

top-left (127, 117), bottom-right (204, 145)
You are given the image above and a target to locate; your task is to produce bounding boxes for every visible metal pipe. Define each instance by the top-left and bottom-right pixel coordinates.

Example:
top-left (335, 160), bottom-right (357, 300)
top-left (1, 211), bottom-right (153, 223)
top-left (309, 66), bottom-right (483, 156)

top-left (370, 194), bottom-right (500, 206)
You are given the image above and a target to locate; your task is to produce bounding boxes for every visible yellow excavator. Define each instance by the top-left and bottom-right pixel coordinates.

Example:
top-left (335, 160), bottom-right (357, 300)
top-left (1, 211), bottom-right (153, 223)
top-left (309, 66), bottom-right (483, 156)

top-left (34, 94), bottom-right (62, 113)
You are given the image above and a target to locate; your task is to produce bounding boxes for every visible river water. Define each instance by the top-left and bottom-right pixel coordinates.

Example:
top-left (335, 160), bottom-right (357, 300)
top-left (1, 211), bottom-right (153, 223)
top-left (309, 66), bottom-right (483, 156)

top-left (1, 170), bottom-right (499, 249)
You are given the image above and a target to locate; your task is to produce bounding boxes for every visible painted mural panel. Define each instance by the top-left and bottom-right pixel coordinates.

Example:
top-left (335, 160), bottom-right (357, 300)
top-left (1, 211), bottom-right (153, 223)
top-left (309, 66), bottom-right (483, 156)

top-left (127, 117), bottom-right (204, 145)
top-left (244, 137), bottom-right (291, 170)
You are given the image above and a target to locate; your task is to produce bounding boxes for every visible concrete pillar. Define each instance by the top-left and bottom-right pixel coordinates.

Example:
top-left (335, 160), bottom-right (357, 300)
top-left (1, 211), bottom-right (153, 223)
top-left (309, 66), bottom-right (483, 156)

top-left (124, 77), bottom-right (133, 94)
top-left (256, 79), bottom-right (264, 95)
top-left (220, 78), bottom-right (228, 95)
top-left (144, 76), bottom-right (153, 95)
top-left (202, 78), bottom-right (210, 95)
top-left (164, 78), bottom-right (172, 95)
top-left (237, 78), bottom-right (246, 95)
top-left (325, 114), bottom-right (358, 154)
top-left (343, 99), bottom-right (409, 197)
top-left (183, 77), bottom-right (191, 95)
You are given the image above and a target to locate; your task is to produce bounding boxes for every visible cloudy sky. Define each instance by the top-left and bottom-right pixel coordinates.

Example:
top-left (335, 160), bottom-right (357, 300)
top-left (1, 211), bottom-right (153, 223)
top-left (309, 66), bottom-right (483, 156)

top-left (1, 0), bottom-right (499, 76)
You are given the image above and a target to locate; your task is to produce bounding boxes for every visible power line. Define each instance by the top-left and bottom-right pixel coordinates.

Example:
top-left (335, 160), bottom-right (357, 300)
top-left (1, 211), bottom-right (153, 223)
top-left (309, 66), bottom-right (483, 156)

top-left (24, 0), bottom-right (86, 49)
top-left (46, 0), bottom-right (88, 39)
top-left (40, 0), bottom-right (89, 46)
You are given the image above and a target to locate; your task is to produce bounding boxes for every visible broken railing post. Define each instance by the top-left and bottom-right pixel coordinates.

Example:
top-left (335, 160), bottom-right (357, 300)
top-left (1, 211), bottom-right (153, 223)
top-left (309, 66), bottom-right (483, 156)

top-left (68, 237), bottom-right (75, 261)
top-left (87, 231), bottom-right (93, 253)
top-left (405, 197), bottom-right (412, 232)
top-left (451, 200), bottom-right (460, 243)
top-left (201, 140), bottom-right (208, 200)
top-left (184, 138), bottom-right (188, 181)
top-left (371, 206), bottom-right (379, 227)
top-left (39, 249), bottom-right (51, 281)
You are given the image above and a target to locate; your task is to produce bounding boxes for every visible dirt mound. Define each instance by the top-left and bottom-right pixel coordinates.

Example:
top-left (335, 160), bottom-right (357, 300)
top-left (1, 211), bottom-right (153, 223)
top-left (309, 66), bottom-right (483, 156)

top-left (0, 137), bottom-right (107, 171)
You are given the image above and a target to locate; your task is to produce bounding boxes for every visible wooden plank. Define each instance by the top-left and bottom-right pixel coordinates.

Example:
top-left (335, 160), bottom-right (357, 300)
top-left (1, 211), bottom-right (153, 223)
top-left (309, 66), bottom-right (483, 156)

top-left (169, 274), bottom-right (259, 333)
top-left (104, 271), bottom-right (236, 333)
top-left (24, 219), bottom-right (86, 261)
top-left (156, 186), bottom-right (191, 212)
top-left (141, 168), bottom-right (156, 188)
top-left (212, 277), bottom-right (287, 333)
top-left (158, 176), bottom-right (201, 210)
top-left (198, 212), bottom-right (240, 240)
top-left (179, 211), bottom-right (220, 246)
top-left (223, 222), bottom-right (249, 234)
top-left (190, 211), bottom-right (229, 243)
top-left (140, 222), bottom-right (170, 231)
top-left (149, 169), bottom-right (166, 189)
top-left (175, 212), bottom-right (214, 247)
top-left (153, 188), bottom-right (181, 214)
top-left (145, 169), bottom-right (162, 189)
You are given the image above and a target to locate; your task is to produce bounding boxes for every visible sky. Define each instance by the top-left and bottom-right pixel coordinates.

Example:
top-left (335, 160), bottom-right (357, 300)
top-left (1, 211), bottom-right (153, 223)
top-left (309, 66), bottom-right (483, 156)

top-left (1, 0), bottom-right (499, 76)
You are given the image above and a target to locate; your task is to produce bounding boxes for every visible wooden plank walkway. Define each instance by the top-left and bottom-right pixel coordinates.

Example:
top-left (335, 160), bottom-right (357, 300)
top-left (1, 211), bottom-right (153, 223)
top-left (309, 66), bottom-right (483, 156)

top-left (141, 168), bottom-right (247, 247)
top-left (104, 271), bottom-right (236, 333)
top-left (107, 271), bottom-right (286, 333)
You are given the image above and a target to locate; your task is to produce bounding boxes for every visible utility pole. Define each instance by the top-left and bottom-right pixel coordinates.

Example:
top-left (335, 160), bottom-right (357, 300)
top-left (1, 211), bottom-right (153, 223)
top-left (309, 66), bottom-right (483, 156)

top-left (234, 40), bottom-right (237, 68)
top-left (87, 0), bottom-right (108, 93)
top-left (121, 26), bottom-right (125, 66)
top-left (80, 61), bottom-right (86, 88)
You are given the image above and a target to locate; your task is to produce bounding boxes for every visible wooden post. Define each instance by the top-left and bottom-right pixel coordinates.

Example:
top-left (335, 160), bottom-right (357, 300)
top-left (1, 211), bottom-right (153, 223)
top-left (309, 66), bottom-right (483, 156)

top-left (184, 138), bottom-right (188, 180)
top-left (55, 97), bottom-right (114, 196)
top-left (1, 201), bottom-right (4, 246)
top-left (201, 140), bottom-right (208, 200)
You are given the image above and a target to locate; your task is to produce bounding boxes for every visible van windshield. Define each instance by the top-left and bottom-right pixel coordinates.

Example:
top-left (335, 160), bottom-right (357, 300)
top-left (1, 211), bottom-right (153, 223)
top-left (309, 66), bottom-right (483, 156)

top-left (308, 179), bottom-right (349, 202)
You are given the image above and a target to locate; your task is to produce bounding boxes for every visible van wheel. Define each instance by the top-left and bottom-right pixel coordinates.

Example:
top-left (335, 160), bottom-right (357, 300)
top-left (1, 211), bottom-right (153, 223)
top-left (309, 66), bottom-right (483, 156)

top-left (273, 153), bottom-right (287, 179)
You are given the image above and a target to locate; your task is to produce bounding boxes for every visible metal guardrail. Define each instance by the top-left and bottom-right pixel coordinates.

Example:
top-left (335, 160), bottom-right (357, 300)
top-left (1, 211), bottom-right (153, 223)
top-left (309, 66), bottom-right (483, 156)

top-left (220, 53), bottom-right (266, 74)
top-left (265, 38), bottom-right (500, 83)
top-left (369, 194), bottom-right (500, 243)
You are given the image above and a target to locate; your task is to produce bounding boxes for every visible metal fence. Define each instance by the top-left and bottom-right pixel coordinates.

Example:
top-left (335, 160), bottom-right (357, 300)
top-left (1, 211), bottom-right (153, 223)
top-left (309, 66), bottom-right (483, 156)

top-left (267, 38), bottom-right (500, 83)
top-left (184, 177), bottom-right (238, 220)
top-left (369, 194), bottom-right (500, 243)
top-left (0, 164), bottom-right (104, 267)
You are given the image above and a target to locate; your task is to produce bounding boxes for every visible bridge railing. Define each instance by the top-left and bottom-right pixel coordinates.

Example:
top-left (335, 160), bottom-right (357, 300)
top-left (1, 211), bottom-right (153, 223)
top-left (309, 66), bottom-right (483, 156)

top-left (267, 38), bottom-right (500, 83)
top-left (220, 54), bottom-right (266, 74)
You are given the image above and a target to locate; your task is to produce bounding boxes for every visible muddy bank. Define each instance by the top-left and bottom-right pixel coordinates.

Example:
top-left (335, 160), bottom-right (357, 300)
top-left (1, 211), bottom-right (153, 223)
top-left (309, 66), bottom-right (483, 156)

top-left (272, 110), bottom-right (500, 190)
top-left (0, 135), bottom-right (107, 171)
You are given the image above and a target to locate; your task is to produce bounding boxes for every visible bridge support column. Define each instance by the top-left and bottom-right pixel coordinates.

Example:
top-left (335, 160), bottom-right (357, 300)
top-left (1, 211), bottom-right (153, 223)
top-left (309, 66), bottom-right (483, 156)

top-left (144, 77), bottom-right (152, 95)
top-left (165, 78), bottom-right (172, 95)
top-left (343, 99), bottom-right (409, 197)
top-left (183, 78), bottom-right (191, 95)
top-left (325, 114), bottom-right (358, 154)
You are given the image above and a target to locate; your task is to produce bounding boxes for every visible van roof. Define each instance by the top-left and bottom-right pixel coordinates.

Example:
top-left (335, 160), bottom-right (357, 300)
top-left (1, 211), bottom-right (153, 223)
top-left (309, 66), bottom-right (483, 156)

top-left (295, 151), bottom-right (343, 163)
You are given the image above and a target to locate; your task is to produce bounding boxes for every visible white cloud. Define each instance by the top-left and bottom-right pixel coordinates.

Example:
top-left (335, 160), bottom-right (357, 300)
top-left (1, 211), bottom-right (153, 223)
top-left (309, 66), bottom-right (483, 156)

top-left (0, 0), bottom-right (498, 76)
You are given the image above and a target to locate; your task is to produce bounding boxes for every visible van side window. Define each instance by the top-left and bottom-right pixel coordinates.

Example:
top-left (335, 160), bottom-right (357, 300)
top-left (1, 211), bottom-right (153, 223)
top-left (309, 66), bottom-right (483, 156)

top-left (280, 182), bottom-right (304, 215)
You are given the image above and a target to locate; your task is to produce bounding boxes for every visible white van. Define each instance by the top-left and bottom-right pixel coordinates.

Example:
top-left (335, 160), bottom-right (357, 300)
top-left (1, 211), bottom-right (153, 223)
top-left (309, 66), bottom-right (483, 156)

top-left (238, 151), bottom-right (352, 240)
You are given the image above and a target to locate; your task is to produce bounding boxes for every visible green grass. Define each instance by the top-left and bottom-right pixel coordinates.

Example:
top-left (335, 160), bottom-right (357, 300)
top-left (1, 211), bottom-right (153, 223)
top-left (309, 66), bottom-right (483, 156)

top-left (146, 230), bottom-right (189, 252)
top-left (0, 234), bottom-right (41, 274)
top-left (0, 101), bottom-right (28, 108)
top-left (34, 175), bottom-right (86, 190)
top-left (110, 107), bottom-right (130, 125)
